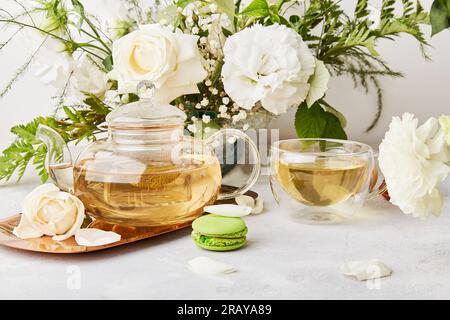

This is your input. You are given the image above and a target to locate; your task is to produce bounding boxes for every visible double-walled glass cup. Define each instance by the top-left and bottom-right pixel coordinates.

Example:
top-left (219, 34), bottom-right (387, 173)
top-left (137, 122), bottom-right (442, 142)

top-left (269, 139), bottom-right (374, 224)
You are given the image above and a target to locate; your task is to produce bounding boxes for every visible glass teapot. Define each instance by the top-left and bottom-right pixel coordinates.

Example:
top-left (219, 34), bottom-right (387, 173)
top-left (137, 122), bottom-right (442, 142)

top-left (36, 82), bottom-right (261, 227)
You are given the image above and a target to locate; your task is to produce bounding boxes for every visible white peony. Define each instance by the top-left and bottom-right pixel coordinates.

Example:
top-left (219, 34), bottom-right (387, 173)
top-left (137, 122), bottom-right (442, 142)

top-left (222, 24), bottom-right (316, 115)
top-left (13, 184), bottom-right (85, 241)
top-left (379, 113), bottom-right (450, 218)
top-left (109, 24), bottom-right (207, 104)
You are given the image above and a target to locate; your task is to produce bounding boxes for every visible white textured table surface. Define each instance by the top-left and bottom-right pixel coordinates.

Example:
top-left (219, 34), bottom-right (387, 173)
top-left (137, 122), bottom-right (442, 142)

top-left (0, 174), bottom-right (449, 300)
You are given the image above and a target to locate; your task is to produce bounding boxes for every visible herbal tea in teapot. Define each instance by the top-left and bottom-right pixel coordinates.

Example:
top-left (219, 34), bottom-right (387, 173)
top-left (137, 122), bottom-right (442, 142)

top-left (36, 82), bottom-right (261, 227)
top-left (73, 155), bottom-right (221, 227)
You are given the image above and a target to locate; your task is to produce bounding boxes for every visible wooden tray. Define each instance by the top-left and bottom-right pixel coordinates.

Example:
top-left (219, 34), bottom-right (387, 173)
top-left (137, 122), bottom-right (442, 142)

top-left (0, 186), bottom-right (258, 254)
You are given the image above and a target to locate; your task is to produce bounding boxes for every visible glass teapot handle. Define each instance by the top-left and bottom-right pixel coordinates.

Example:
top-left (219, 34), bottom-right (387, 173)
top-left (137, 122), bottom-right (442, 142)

top-left (206, 129), bottom-right (261, 200)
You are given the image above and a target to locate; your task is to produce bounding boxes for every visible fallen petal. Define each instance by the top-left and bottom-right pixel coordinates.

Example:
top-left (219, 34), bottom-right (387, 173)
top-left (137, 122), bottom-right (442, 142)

top-left (341, 259), bottom-right (392, 281)
top-left (75, 228), bottom-right (121, 247)
top-left (13, 215), bottom-right (43, 239)
top-left (251, 198), bottom-right (264, 214)
top-left (188, 256), bottom-right (237, 275)
top-left (204, 204), bottom-right (251, 217)
top-left (235, 195), bottom-right (255, 208)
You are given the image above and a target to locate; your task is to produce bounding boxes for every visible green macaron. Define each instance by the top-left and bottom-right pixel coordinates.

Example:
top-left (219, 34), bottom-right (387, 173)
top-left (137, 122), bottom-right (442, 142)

top-left (191, 214), bottom-right (248, 251)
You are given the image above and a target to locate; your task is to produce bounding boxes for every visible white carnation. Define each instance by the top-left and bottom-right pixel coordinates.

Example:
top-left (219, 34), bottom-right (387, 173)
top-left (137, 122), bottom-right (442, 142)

top-left (379, 113), bottom-right (450, 218)
top-left (222, 24), bottom-right (316, 115)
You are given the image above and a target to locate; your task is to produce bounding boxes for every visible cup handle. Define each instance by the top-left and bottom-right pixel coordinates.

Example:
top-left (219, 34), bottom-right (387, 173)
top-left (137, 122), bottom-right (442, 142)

top-left (206, 129), bottom-right (261, 200)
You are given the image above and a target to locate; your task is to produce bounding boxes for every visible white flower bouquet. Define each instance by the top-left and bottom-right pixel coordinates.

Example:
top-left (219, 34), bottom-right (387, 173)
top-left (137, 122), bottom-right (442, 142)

top-left (0, 0), bottom-right (440, 182)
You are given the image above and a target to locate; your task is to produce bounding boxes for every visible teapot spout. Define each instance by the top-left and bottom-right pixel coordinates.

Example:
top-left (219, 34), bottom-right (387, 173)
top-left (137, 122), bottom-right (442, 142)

top-left (36, 125), bottom-right (74, 192)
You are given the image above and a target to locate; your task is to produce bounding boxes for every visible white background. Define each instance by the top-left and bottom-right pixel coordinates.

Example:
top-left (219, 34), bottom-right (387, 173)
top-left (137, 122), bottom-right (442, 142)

top-left (0, 0), bottom-right (449, 151)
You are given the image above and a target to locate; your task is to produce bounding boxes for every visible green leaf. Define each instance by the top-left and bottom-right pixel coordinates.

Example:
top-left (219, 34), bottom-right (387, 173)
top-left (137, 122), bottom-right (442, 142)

top-left (240, 0), bottom-right (269, 18)
top-left (222, 27), bottom-right (233, 37)
top-left (70, 0), bottom-right (85, 16)
top-left (63, 106), bottom-right (78, 123)
top-left (102, 55), bottom-right (113, 72)
top-left (215, 0), bottom-right (235, 21)
top-left (322, 113), bottom-right (347, 140)
top-left (430, 0), bottom-right (450, 36)
top-left (83, 95), bottom-right (110, 115)
top-left (176, 0), bottom-right (195, 8)
top-left (295, 103), bottom-right (327, 138)
top-left (295, 102), bottom-right (347, 140)
top-left (269, 10), bottom-right (281, 23)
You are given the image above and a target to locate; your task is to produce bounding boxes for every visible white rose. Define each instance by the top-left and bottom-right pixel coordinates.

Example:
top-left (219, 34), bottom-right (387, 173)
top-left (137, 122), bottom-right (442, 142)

top-left (109, 24), bottom-right (207, 104)
top-left (379, 113), bottom-right (450, 218)
top-left (222, 24), bottom-right (316, 115)
top-left (13, 184), bottom-right (85, 241)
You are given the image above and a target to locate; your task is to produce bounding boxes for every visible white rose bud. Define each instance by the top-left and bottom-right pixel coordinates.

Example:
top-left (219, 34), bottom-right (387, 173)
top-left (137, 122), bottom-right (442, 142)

top-left (13, 184), bottom-right (85, 241)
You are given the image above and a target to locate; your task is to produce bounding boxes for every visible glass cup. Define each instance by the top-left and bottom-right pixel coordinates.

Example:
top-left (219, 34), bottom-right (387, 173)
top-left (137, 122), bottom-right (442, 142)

top-left (269, 138), bottom-right (375, 224)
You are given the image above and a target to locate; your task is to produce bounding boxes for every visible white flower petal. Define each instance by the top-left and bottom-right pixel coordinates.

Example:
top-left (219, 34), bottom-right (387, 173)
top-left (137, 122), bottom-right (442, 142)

top-left (221, 69), bottom-right (262, 109)
top-left (69, 56), bottom-right (109, 101)
top-left (164, 56), bottom-right (207, 88)
top-left (252, 198), bottom-right (264, 214)
top-left (172, 33), bottom-right (200, 62)
top-left (439, 115), bottom-right (450, 145)
top-left (75, 229), bottom-right (121, 247)
top-left (52, 197), bottom-right (85, 241)
top-left (188, 256), bottom-right (237, 275)
top-left (153, 84), bottom-right (200, 105)
top-left (30, 36), bottom-right (75, 97)
top-left (341, 259), bottom-right (392, 281)
top-left (235, 195), bottom-right (255, 208)
top-left (235, 195), bottom-right (264, 214)
top-left (204, 204), bottom-right (252, 217)
top-left (13, 215), bottom-right (43, 239)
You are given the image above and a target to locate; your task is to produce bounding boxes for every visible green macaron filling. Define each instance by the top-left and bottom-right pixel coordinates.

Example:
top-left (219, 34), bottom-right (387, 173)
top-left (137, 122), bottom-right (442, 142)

top-left (194, 227), bottom-right (248, 239)
top-left (192, 231), bottom-right (246, 247)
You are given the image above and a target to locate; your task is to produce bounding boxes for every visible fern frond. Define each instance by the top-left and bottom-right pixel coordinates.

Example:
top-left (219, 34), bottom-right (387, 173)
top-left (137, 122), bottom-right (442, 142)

top-left (355, 0), bottom-right (369, 19)
top-left (0, 93), bottom-right (112, 182)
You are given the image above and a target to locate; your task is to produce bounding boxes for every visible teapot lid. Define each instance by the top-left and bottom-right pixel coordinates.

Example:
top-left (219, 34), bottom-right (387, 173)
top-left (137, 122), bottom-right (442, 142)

top-left (106, 81), bottom-right (187, 129)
